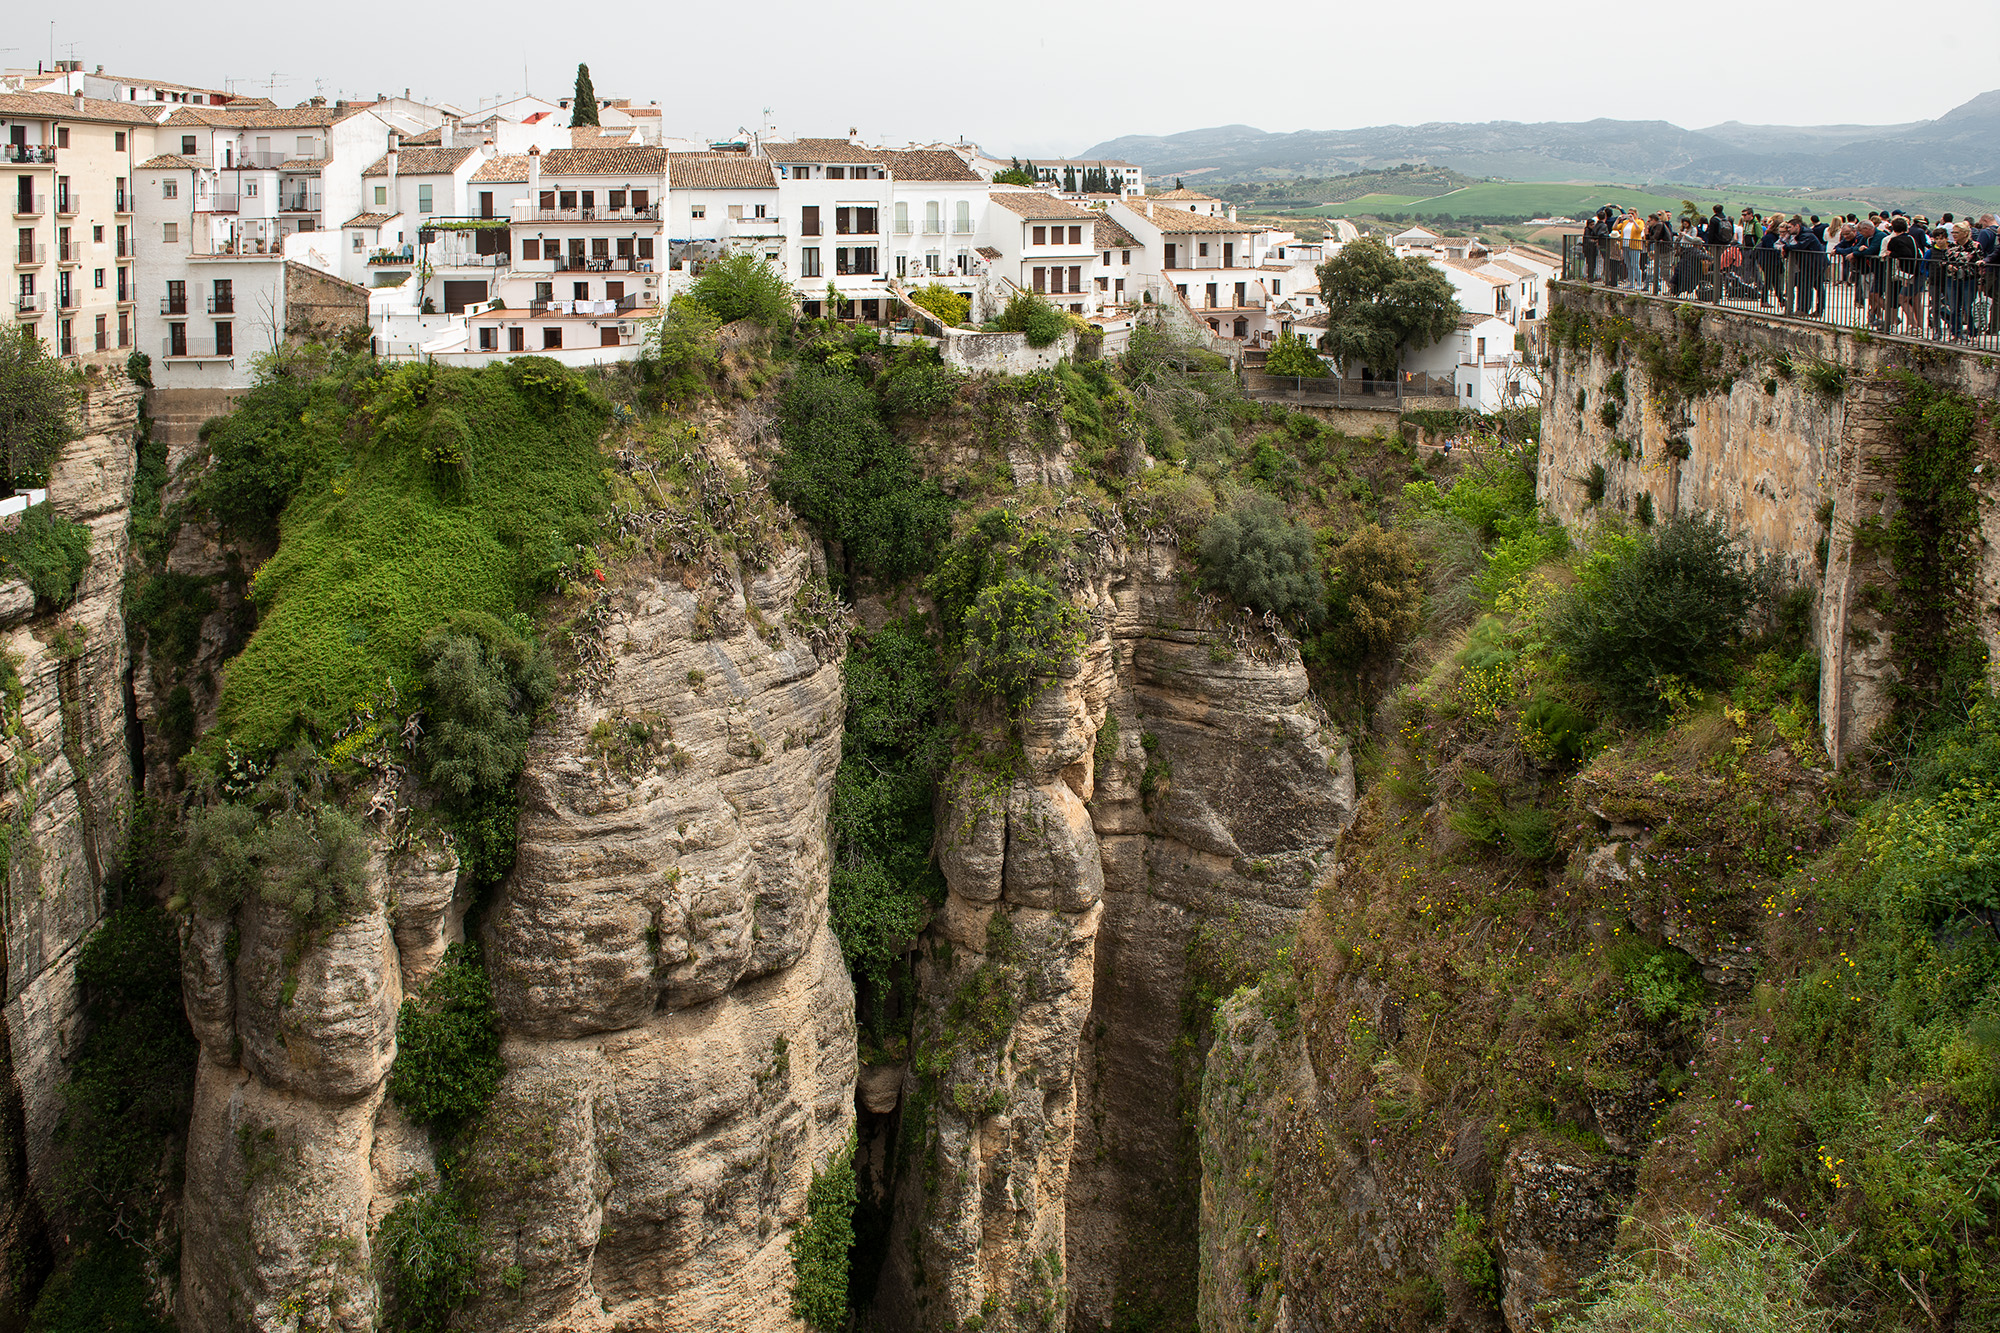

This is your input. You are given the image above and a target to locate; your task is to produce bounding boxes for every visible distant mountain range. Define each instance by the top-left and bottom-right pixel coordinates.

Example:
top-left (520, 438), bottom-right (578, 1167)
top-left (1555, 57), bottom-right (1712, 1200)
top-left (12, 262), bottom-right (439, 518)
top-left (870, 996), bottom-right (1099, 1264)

top-left (1078, 92), bottom-right (2000, 189)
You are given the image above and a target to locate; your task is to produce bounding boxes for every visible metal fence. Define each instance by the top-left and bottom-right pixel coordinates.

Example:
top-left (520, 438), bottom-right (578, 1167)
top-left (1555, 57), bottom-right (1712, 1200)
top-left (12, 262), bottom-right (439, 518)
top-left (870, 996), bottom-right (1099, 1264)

top-left (1562, 234), bottom-right (2000, 350)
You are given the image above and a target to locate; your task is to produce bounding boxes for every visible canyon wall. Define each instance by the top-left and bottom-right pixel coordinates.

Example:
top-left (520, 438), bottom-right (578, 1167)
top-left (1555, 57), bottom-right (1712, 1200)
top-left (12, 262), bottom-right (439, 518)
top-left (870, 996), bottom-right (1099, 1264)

top-left (1537, 285), bottom-right (2000, 761)
top-left (0, 364), bottom-right (141, 1321)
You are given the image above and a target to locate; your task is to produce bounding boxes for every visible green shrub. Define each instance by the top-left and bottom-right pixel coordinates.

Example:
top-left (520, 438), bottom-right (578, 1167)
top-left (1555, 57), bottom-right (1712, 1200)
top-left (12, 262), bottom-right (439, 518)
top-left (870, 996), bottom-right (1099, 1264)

top-left (124, 350), bottom-right (153, 389)
top-left (25, 1242), bottom-right (173, 1333)
top-left (688, 251), bottom-right (795, 327)
top-left (1549, 515), bottom-right (1767, 723)
top-left (646, 296), bottom-right (722, 403)
top-left (50, 903), bottom-right (196, 1240)
top-left (1446, 769), bottom-right (1555, 860)
top-left (0, 325), bottom-right (78, 490)
top-left (1322, 523), bottom-right (1423, 662)
top-left (418, 610), bottom-right (555, 801)
top-left (173, 799), bottom-right (372, 927)
top-left (990, 291), bottom-right (1069, 348)
top-left (790, 1136), bottom-right (858, 1331)
top-left (960, 576), bottom-right (1088, 708)
top-left (906, 282), bottom-right (969, 328)
top-left (0, 504), bottom-right (91, 606)
top-left (1556, 1214), bottom-right (1841, 1333)
top-left (376, 1178), bottom-right (479, 1333)
top-left (193, 355), bottom-right (342, 542)
top-left (388, 943), bottom-right (503, 1131)
top-left (1619, 945), bottom-right (1705, 1022)
top-left (772, 364), bottom-right (952, 581)
top-left (877, 346), bottom-right (962, 419)
top-left (1265, 329), bottom-right (1331, 378)
top-left (1197, 496), bottom-right (1323, 625)
top-left (1582, 462), bottom-right (1607, 506)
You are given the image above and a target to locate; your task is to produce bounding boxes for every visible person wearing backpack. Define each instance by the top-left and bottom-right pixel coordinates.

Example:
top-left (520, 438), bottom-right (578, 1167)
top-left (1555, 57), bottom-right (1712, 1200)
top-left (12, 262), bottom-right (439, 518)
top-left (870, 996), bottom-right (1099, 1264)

top-left (1580, 208), bottom-right (1604, 282)
top-left (1705, 206), bottom-right (1733, 247)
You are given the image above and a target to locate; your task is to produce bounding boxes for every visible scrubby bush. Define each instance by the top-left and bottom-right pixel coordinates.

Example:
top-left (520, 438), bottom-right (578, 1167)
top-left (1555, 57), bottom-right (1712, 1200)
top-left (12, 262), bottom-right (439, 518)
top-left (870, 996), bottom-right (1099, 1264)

top-left (688, 251), bottom-right (795, 327)
top-left (1265, 329), bottom-right (1331, 378)
top-left (417, 610), bottom-right (556, 800)
top-left (1198, 496), bottom-right (1323, 625)
top-left (0, 325), bottom-right (77, 491)
top-left (961, 576), bottom-right (1088, 708)
top-left (194, 358), bottom-right (337, 542)
top-left (772, 364), bottom-right (952, 581)
top-left (877, 345), bottom-right (962, 419)
top-left (388, 943), bottom-right (503, 1131)
top-left (1556, 1214), bottom-right (1841, 1333)
top-left (646, 296), bottom-right (722, 403)
top-left (905, 282), bottom-right (969, 328)
top-left (376, 1178), bottom-right (480, 1333)
top-left (790, 1137), bottom-right (858, 1331)
top-left (989, 291), bottom-right (1069, 348)
top-left (173, 799), bottom-right (372, 927)
top-left (0, 504), bottom-right (91, 606)
top-left (1549, 515), bottom-right (1767, 723)
top-left (1322, 523), bottom-right (1423, 661)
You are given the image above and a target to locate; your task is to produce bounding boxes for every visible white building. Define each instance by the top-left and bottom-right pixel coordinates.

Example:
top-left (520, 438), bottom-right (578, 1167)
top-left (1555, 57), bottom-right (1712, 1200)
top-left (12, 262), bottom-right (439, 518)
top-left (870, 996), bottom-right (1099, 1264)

top-left (985, 190), bottom-right (1101, 316)
top-left (1027, 158), bottom-right (1144, 197)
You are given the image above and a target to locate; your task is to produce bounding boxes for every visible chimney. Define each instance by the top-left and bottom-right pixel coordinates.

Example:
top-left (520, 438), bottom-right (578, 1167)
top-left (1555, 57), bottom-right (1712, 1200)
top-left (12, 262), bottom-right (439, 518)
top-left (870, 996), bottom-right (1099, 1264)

top-left (528, 144), bottom-right (541, 197)
top-left (74, 92), bottom-right (85, 113)
top-left (387, 131), bottom-right (399, 190)
top-left (848, 126), bottom-right (860, 145)
top-left (441, 118), bottom-right (455, 149)
top-left (95, 65), bottom-right (104, 75)
top-left (1228, 204), bottom-right (1237, 222)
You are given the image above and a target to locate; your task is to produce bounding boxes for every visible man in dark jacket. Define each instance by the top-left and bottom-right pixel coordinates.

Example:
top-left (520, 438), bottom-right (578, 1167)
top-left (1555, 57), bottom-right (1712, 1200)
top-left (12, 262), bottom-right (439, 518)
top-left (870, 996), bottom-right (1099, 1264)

top-left (1783, 217), bottom-right (1826, 316)
top-left (1705, 205), bottom-right (1733, 247)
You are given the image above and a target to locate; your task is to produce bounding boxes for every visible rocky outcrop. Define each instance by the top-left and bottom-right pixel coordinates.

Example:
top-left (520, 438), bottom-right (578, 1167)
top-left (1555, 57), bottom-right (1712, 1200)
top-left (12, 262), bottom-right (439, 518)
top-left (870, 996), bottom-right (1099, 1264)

top-left (875, 533), bottom-right (1354, 1331)
top-left (174, 539), bottom-right (856, 1330)
top-left (0, 364), bottom-right (141, 1319)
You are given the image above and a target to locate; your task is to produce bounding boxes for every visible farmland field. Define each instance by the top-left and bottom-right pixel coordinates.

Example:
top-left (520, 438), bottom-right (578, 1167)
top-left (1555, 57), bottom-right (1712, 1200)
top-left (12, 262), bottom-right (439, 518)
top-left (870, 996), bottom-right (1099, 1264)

top-left (1282, 178), bottom-right (1966, 223)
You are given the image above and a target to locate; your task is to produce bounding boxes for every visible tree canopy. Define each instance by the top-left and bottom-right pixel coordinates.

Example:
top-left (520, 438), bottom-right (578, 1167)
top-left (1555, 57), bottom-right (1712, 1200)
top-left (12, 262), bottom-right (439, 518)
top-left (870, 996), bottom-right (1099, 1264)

top-left (993, 157), bottom-right (1036, 187)
top-left (0, 326), bottom-right (77, 492)
top-left (1312, 236), bottom-right (1459, 376)
top-left (570, 64), bottom-right (599, 127)
top-left (1264, 329), bottom-right (1331, 378)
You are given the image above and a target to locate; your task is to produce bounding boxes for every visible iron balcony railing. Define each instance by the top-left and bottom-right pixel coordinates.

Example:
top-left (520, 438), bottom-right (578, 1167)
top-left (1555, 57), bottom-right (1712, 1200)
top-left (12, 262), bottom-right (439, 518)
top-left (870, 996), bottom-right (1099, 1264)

top-left (1561, 234), bottom-right (2000, 351)
top-left (56, 242), bottom-right (79, 264)
top-left (56, 287), bottom-right (76, 310)
top-left (235, 151), bottom-right (288, 169)
top-left (116, 189), bottom-right (129, 213)
top-left (207, 294), bottom-right (234, 314)
top-left (163, 337), bottom-right (230, 359)
top-left (15, 244), bottom-right (44, 265)
top-left (14, 194), bottom-right (45, 216)
top-left (527, 204), bottom-right (661, 222)
top-left (279, 192), bottom-right (322, 213)
top-left (198, 193), bottom-right (241, 214)
top-left (2, 144), bottom-right (57, 164)
top-left (15, 292), bottom-right (44, 315)
top-left (161, 295), bottom-right (187, 314)
top-left (55, 193), bottom-right (78, 215)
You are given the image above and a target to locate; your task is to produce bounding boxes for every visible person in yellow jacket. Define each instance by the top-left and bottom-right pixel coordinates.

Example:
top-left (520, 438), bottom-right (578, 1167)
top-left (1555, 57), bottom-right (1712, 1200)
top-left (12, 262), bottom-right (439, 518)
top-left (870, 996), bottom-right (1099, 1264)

top-left (1616, 208), bottom-right (1647, 290)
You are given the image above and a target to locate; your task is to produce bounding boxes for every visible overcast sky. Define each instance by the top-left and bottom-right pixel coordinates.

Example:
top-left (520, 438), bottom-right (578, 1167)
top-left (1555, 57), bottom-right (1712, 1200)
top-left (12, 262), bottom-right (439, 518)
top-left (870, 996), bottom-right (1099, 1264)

top-left (25, 2), bottom-right (1998, 158)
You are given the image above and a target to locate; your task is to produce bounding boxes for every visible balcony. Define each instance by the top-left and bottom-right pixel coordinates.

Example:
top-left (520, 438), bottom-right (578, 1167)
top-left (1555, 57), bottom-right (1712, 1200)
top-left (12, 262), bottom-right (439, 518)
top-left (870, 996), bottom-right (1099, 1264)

top-left (235, 151), bottom-right (288, 169)
top-left (14, 195), bottom-right (45, 217)
top-left (56, 242), bottom-right (79, 265)
top-left (57, 288), bottom-right (77, 310)
top-left (14, 244), bottom-right (44, 266)
top-left (15, 293), bottom-right (44, 316)
top-left (197, 194), bottom-right (241, 214)
top-left (279, 191), bottom-right (322, 213)
top-left (207, 294), bottom-right (234, 314)
top-left (116, 189), bottom-right (129, 214)
top-left (55, 194), bottom-right (79, 216)
top-left (162, 338), bottom-right (231, 359)
top-left (368, 248), bottom-right (415, 267)
top-left (161, 295), bottom-right (187, 315)
top-left (548, 255), bottom-right (649, 273)
top-left (116, 239), bottom-right (131, 258)
top-left (2, 144), bottom-right (57, 165)
top-left (524, 203), bottom-right (661, 223)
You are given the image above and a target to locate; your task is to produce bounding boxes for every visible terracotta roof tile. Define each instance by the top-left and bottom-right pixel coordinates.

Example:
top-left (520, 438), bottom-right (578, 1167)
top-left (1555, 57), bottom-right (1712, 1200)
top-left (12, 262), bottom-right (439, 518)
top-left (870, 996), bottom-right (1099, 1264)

top-left (668, 153), bottom-right (777, 189)
top-left (989, 190), bottom-right (1095, 222)
top-left (138, 153), bottom-right (202, 170)
top-left (1093, 217), bottom-right (1139, 249)
top-left (878, 149), bottom-right (980, 182)
top-left (344, 211), bottom-right (396, 227)
top-left (1151, 187), bottom-right (1216, 201)
top-left (0, 91), bottom-right (169, 125)
top-left (763, 138), bottom-right (885, 164)
top-left (976, 246), bottom-right (1001, 260)
top-left (1130, 203), bottom-right (1252, 235)
top-left (539, 146), bottom-right (668, 176)
top-left (362, 147), bottom-right (475, 177)
top-left (165, 104), bottom-right (367, 128)
top-left (470, 154), bottom-right (528, 182)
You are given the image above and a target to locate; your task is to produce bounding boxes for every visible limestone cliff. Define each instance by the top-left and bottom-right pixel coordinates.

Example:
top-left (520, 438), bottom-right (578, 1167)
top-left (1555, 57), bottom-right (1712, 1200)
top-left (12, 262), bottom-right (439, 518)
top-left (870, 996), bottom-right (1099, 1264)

top-left (0, 364), bottom-right (141, 1320)
top-left (872, 526), bottom-right (1354, 1331)
top-left (173, 540), bottom-right (855, 1331)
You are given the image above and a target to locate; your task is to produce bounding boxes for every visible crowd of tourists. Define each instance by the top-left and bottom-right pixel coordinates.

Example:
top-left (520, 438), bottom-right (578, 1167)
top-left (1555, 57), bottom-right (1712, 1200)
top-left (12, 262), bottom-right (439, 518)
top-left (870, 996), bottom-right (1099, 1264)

top-left (1577, 205), bottom-right (2000, 343)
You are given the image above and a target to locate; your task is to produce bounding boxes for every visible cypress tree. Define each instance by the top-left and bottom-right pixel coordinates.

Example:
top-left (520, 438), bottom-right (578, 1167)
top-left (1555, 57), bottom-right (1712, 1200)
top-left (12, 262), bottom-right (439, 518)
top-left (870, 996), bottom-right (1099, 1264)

top-left (571, 64), bottom-right (600, 127)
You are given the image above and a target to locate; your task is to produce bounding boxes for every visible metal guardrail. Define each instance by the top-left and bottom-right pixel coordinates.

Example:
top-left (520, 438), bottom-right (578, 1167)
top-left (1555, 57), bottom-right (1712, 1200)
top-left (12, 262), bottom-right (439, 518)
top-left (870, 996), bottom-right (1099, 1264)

top-left (1562, 234), bottom-right (2000, 350)
top-left (2, 145), bottom-right (57, 164)
top-left (1243, 372), bottom-right (1407, 406)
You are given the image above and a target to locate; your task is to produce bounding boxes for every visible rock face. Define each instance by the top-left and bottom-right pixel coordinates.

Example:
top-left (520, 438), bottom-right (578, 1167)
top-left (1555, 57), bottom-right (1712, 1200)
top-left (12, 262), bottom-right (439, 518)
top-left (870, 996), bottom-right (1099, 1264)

top-left (0, 365), bottom-right (141, 1318)
top-left (874, 533), bottom-right (1354, 1331)
top-left (175, 543), bottom-right (856, 1331)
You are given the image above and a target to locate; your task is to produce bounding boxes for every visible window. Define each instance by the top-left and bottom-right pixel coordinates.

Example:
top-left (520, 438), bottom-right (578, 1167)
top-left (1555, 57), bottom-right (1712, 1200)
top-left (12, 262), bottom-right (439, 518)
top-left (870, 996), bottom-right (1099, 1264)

top-left (728, 204), bottom-right (743, 220)
top-left (56, 128), bottom-right (70, 149)
top-left (1271, 280), bottom-right (1280, 295)
top-left (520, 239), bottom-right (541, 260)
top-left (1032, 226), bottom-right (1046, 246)
top-left (115, 132), bottom-right (126, 151)
top-left (478, 327), bottom-right (497, 350)
top-left (895, 202), bottom-right (909, 235)
top-left (244, 181), bottom-right (256, 198)
top-left (214, 322), bottom-right (232, 356)
top-left (1476, 337), bottom-right (1486, 357)
top-left (479, 191), bottom-right (494, 219)
top-left (895, 254), bottom-right (907, 277)
top-left (616, 237), bottom-right (633, 259)
top-left (573, 281), bottom-right (589, 301)
top-left (608, 190), bottom-right (626, 209)
top-left (181, 135), bottom-right (197, 155)
top-left (691, 205), bottom-right (706, 219)
top-left (1176, 284), bottom-right (1185, 298)
top-left (591, 238), bottom-right (609, 260)
top-left (353, 232), bottom-right (364, 251)
top-left (162, 222), bottom-right (178, 243)
top-left (296, 136), bottom-right (315, 157)
top-left (1069, 265), bottom-right (1081, 291)
top-left (92, 225), bottom-right (103, 242)
top-left (162, 179), bottom-right (177, 199)
top-left (558, 191), bottom-right (576, 210)
top-left (800, 206), bottom-right (820, 236)
top-left (534, 282), bottom-right (553, 302)
top-left (925, 200), bottom-right (941, 234)
top-left (955, 200), bottom-right (971, 234)
top-left (542, 327), bottom-right (562, 349)
top-left (418, 184), bottom-right (433, 214)
top-left (630, 190), bottom-right (648, 211)
top-left (800, 247), bottom-right (820, 278)
top-left (926, 253), bottom-right (939, 273)
top-left (827, 167), bottom-right (845, 180)
top-left (1122, 249), bottom-right (1131, 264)
top-left (1205, 283), bottom-right (1217, 307)
top-left (754, 205), bottom-right (766, 219)
top-left (1234, 282), bottom-right (1246, 306)
top-left (1069, 226), bottom-right (1082, 245)
top-left (508, 328), bottom-right (525, 352)
top-left (1032, 266), bottom-right (1046, 293)
top-left (1102, 251), bottom-right (1111, 266)
top-left (1198, 243), bottom-right (1209, 257)
top-left (374, 185), bottom-right (388, 206)
top-left (94, 268), bottom-right (104, 288)
top-left (94, 314), bottom-right (106, 352)
top-left (636, 239), bottom-right (652, 259)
